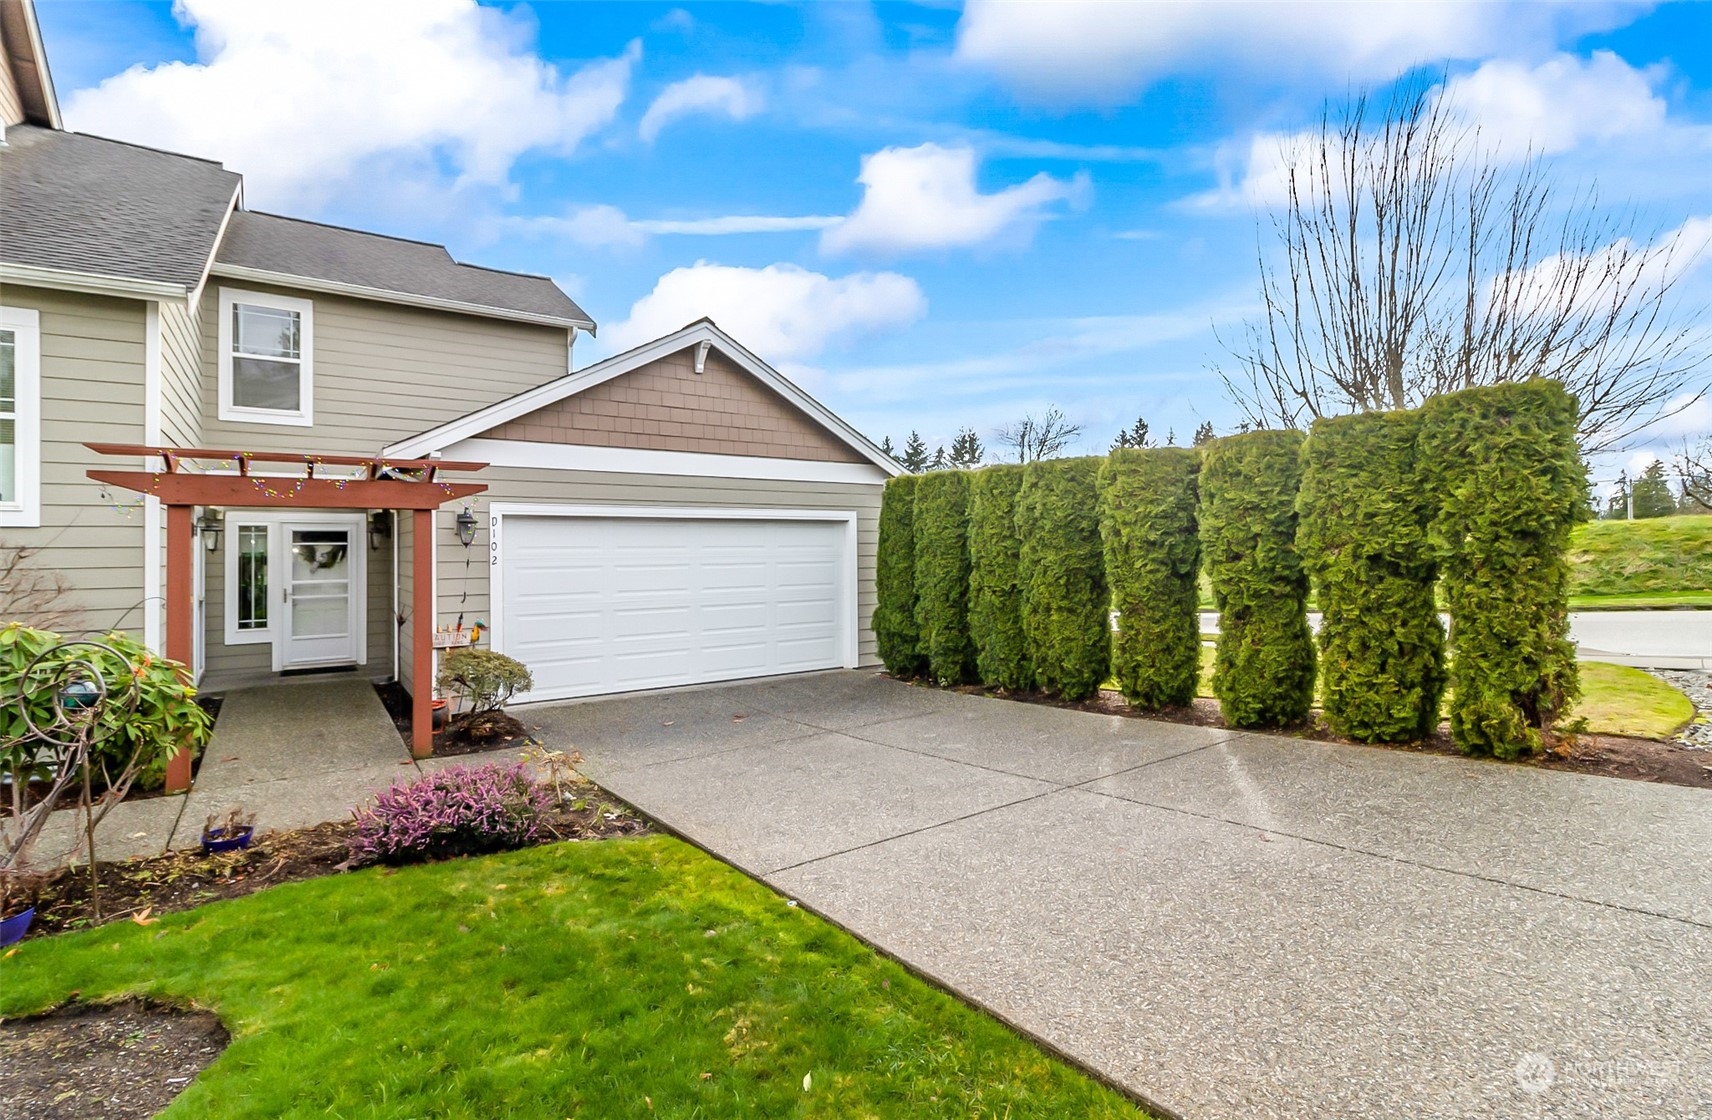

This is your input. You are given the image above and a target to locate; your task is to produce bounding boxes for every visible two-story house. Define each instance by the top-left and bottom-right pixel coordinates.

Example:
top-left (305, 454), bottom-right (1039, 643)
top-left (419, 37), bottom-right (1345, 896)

top-left (1, 0), bottom-right (896, 758)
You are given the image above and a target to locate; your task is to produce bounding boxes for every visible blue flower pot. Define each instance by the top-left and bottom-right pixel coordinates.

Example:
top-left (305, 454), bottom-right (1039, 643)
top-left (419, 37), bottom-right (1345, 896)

top-left (0, 906), bottom-right (35, 947)
top-left (201, 826), bottom-right (254, 854)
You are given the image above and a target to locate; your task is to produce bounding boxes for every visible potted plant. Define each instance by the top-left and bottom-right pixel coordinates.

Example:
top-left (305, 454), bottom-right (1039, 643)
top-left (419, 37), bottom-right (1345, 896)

top-left (0, 872), bottom-right (39, 947)
top-left (200, 807), bottom-right (255, 854)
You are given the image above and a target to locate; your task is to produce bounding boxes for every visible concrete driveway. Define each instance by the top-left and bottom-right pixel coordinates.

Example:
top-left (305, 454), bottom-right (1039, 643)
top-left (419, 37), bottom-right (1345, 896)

top-left (528, 671), bottom-right (1712, 1120)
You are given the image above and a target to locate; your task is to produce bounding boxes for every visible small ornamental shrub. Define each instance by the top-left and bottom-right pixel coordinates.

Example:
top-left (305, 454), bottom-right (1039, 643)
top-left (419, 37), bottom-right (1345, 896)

top-left (1016, 456), bottom-right (1109, 701)
top-left (1099, 448), bottom-right (1201, 709)
top-left (967, 464), bottom-right (1033, 691)
top-left (912, 469), bottom-right (977, 684)
top-left (436, 649), bottom-right (533, 715)
top-left (875, 474), bottom-right (927, 677)
top-left (1418, 380), bottom-right (1585, 759)
top-left (0, 624), bottom-right (211, 792)
top-left (1199, 430), bottom-right (1316, 728)
top-left (349, 763), bottom-right (551, 865)
top-left (1297, 411), bottom-right (1446, 742)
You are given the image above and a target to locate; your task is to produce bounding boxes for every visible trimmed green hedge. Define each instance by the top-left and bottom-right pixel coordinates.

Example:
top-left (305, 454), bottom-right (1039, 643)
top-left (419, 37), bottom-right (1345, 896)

top-left (1199, 430), bottom-right (1315, 727)
top-left (1016, 457), bottom-right (1109, 700)
top-left (913, 469), bottom-right (977, 684)
top-left (1419, 381), bottom-right (1584, 758)
top-left (1099, 448), bottom-right (1201, 708)
top-left (967, 464), bottom-right (1033, 690)
top-left (874, 474), bottom-right (926, 678)
top-left (1297, 411), bottom-right (1445, 742)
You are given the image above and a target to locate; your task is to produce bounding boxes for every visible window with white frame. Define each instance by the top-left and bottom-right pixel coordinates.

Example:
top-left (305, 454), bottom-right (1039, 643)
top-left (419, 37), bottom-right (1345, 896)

top-left (225, 518), bottom-right (273, 644)
top-left (0, 305), bottom-right (42, 528)
top-left (218, 288), bottom-right (313, 425)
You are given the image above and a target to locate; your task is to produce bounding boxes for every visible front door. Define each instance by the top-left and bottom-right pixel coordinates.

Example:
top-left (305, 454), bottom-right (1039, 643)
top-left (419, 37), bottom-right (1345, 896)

top-left (280, 523), bottom-right (359, 668)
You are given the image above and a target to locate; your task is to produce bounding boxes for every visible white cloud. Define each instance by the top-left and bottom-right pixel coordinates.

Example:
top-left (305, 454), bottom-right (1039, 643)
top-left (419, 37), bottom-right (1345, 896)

top-left (821, 143), bottom-right (1088, 256)
top-left (955, 0), bottom-right (1644, 104)
top-left (638, 74), bottom-right (762, 143)
top-left (1441, 51), bottom-right (1667, 156)
top-left (1188, 52), bottom-right (1693, 212)
top-left (508, 206), bottom-right (839, 248)
top-left (604, 262), bottom-right (927, 365)
top-left (64, 0), bottom-right (638, 208)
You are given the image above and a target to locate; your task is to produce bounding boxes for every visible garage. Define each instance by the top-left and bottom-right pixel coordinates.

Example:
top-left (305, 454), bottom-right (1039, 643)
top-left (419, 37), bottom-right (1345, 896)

top-left (492, 506), bottom-right (857, 702)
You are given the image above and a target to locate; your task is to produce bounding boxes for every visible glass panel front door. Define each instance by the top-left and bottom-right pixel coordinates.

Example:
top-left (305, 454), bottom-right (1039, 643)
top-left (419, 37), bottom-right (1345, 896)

top-left (282, 526), bottom-right (356, 666)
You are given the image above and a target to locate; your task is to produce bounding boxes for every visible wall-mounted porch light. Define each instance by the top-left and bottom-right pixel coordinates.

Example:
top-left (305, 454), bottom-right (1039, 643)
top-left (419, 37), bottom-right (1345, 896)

top-left (369, 510), bottom-right (392, 552)
top-left (454, 506), bottom-right (478, 547)
top-left (196, 511), bottom-right (223, 553)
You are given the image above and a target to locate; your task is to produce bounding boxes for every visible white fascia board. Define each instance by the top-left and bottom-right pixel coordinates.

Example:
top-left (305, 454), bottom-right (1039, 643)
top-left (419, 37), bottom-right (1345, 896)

top-left (209, 264), bottom-right (594, 333)
top-left (0, 262), bottom-right (184, 301)
top-left (387, 320), bottom-right (904, 476)
top-left (450, 437), bottom-right (889, 485)
top-left (189, 186), bottom-right (243, 314)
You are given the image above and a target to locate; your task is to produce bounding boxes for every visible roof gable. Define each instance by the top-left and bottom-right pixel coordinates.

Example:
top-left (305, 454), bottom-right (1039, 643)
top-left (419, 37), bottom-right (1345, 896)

top-left (478, 345), bottom-right (866, 464)
top-left (384, 319), bottom-right (901, 474)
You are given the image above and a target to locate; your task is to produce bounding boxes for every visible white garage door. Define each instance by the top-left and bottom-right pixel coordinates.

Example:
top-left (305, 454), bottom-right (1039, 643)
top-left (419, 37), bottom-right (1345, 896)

top-left (496, 512), bottom-right (850, 702)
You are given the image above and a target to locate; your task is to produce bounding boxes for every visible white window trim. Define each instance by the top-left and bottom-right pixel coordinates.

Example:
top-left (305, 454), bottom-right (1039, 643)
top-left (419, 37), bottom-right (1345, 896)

top-left (0, 305), bottom-right (42, 528)
top-left (217, 287), bottom-right (314, 427)
top-left (224, 516), bottom-right (276, 646)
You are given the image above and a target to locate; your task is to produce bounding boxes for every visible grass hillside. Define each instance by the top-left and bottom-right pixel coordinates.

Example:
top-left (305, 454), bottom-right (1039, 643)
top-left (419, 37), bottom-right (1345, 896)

top-left (1568, 515), bottom-right (1712, 608)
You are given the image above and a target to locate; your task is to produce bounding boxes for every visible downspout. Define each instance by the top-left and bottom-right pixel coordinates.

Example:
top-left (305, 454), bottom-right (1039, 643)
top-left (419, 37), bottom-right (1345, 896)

top-left (392, 518), bottom-right (400, 682)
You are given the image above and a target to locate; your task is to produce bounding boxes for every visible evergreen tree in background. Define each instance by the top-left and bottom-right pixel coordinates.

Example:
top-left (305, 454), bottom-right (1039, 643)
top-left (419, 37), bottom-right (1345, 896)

top-left (879, 435), bottom-right (896, 458)
top-left (1603, 472), bottom-right (1630, 520)
top-left (1193, 421), bottom-right (1216, 446)
top-left (927, 446), bottom-right (949, 471)
top-left (1111, 416), bottom-right (1152, 451)
top-left (900, 431), bottom-right (929, 473)
top-left (949, 428), bottom-right (984, 467)
top-left (1631, 459), bottom-right (1676, 518)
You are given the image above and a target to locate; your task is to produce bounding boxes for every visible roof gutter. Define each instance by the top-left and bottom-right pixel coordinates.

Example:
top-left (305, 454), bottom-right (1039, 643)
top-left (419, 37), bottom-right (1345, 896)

top-left (209, 263), bottom-right (596, 333)
top-left (0, 262), bottom-right (186, 300)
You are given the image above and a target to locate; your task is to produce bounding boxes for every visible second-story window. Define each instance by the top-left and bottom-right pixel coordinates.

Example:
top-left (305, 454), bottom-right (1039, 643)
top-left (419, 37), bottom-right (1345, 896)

top-left (218, 288), bottom-right (314, 426)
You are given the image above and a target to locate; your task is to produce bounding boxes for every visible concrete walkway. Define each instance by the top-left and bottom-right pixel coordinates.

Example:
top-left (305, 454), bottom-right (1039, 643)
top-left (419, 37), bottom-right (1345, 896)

top-left (530, 671), bottom-right (1712, 1120)
top-left (29, 679), bottom-right (417, 868)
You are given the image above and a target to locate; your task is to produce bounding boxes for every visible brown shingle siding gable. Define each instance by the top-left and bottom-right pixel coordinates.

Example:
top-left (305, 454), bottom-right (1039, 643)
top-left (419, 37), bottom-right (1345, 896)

top-left (478, 347), bottom-right (868, 463)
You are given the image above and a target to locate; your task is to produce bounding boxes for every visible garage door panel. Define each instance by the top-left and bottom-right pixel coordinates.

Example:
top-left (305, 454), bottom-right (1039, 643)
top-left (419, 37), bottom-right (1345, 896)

top-left (501, 513), bottom-right (848, 701)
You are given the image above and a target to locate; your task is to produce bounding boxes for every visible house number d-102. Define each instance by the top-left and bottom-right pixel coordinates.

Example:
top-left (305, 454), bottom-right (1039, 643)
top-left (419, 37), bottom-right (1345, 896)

top-left (490, 517), bottom-right (499, 565)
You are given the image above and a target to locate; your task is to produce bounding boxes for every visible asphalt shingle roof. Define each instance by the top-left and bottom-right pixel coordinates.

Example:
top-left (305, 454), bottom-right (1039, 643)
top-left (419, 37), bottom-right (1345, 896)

top-left (0, 124), bottom-right (240, 289)
top-left (216, 211), bottom-right (593, 328)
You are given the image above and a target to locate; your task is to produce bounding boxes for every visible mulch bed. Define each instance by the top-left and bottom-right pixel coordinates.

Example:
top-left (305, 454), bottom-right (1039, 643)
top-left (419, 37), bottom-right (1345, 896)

top-left (374, 681), bottom-right (536, 757)
top-left (0, 999), bottom-right (228, 1120)
top-left (16, 783), bottom-right (650, 942)
top-left (946, 682), bottom-right (1712, 790)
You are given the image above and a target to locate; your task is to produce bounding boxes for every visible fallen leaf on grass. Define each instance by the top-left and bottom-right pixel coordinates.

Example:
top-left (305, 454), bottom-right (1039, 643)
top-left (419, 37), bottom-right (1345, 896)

top-left (700, 1072), bottom-right (713, 1081)
top-left (4, 947), bottom-right (18, 959)
top-left (803, 1072), bottom-right (813, 1091)
top-left (131, 908), bottom-right (159, 927)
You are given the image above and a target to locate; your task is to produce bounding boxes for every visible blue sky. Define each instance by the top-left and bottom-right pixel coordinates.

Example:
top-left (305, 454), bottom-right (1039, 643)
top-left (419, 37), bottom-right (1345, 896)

top-left (36, 0), bottom-right (1712, 486)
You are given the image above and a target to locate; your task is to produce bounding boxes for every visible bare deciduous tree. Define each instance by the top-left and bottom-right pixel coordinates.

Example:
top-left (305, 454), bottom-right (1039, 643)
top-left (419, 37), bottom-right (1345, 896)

top-left (1677, 437), bottom-right (1712, 510)
top-left (1220, 82), bottom-right (1708, 452)
top-left (0, 542), bottom-right (84, 633)
top-left (995, 407), bottom-right (1084, 462)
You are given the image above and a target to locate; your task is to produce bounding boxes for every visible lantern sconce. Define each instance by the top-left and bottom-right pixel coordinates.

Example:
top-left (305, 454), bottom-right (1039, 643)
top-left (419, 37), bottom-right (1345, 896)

top-left (369, 510), bottom-right (392, 552)
top-left (454, 506), bottom-right (478, 548)
top-left (196, 511), bottom-right (223, 553)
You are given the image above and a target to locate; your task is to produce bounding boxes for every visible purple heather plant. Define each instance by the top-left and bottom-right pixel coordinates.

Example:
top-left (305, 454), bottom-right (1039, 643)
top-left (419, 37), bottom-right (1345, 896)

top-left (348, 763), bottom-right (552, 866)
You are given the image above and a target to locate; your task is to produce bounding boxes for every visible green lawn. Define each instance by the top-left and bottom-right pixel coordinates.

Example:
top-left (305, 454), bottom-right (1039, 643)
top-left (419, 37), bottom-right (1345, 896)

top-left (1574, 662), bottom-right (1697, 740)
top-left (1569, 515), bottom-right (1712, 606)
top-left (1569, 590), bottom-right (1712, 611)
top-left (0, 837), bottom-right (1145, 1120)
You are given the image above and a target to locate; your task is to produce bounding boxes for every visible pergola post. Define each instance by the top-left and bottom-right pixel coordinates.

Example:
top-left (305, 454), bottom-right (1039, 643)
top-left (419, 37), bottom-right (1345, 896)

top-left (164, 502), bottom-right (195, 793)
top-left (411, 507), bottom-right (434, 760)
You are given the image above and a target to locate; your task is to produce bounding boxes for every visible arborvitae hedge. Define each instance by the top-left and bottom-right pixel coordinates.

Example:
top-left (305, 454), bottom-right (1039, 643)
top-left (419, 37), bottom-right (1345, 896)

top-left (912, 469), bottom-right (976, 685)
top-left (1016, 457), bottom-right (1109, 701)
top-left (1199, 430), bottom-right (1316, 727)
top-left (1297, 411), bottom-right (1445, 742)
top-left (874, 473), bottom-right (926, 677)
top-left (1418, 381), bottom-right (1584, 758)
top-left (967, 464), bottom-right (1033, 690)
top-left (1098, 448), bottom-right (1201, 709)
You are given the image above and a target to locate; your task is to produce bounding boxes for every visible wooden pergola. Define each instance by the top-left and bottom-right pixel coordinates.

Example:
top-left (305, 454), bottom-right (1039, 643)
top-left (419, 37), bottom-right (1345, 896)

top-left (86, 443), bottom-right (488, 790)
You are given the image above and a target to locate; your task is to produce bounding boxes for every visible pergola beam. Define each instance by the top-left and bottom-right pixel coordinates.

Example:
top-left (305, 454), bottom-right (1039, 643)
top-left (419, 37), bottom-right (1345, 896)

top-left (88, 471), bottom-right (485, 510)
